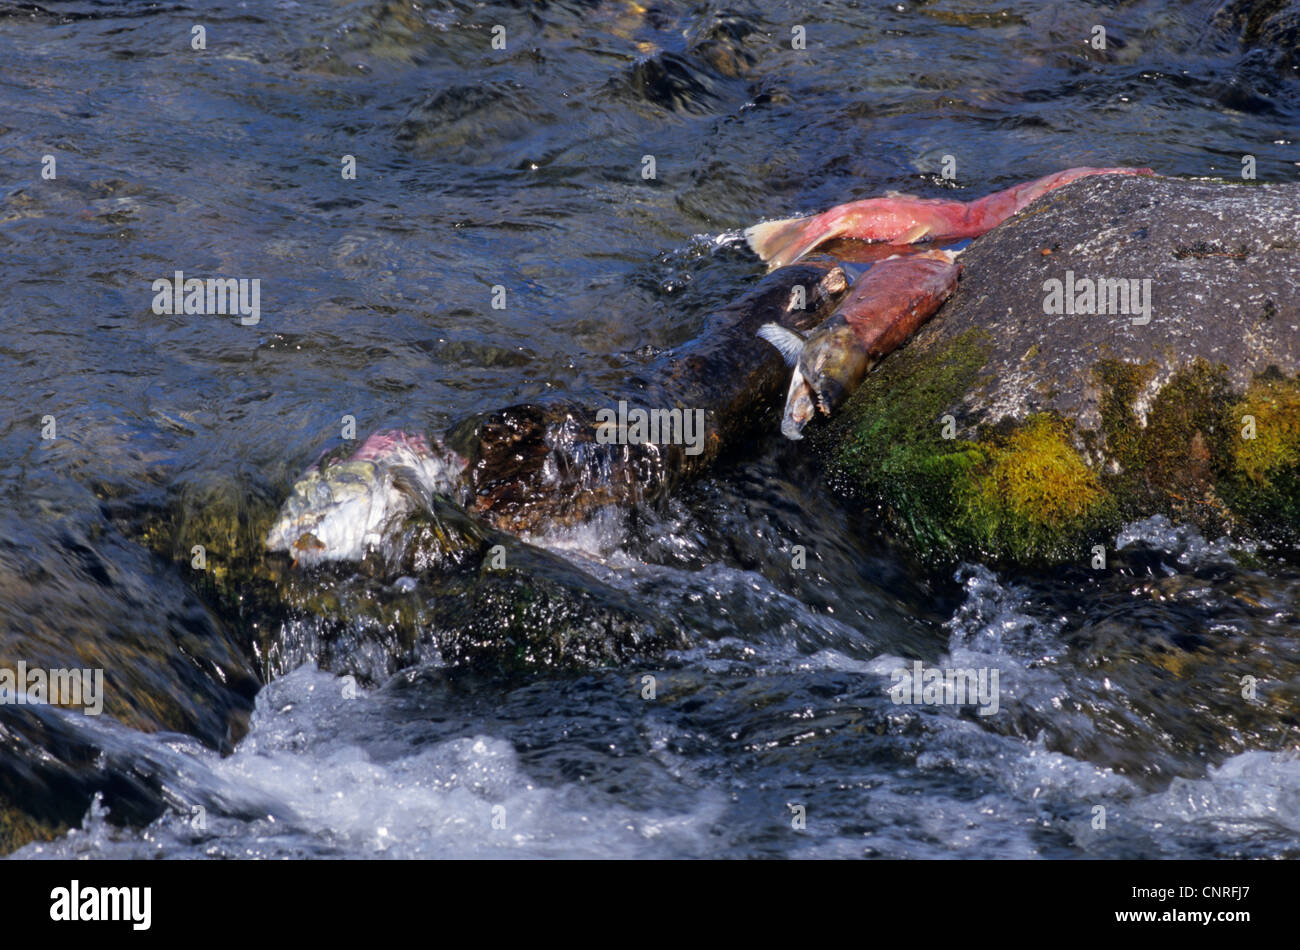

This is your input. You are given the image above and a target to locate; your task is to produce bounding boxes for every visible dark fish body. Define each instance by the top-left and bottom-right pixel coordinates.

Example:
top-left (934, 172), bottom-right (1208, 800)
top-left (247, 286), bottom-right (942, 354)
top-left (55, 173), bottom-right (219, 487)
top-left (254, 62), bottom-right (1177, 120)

top-left (269, 262), bottom-right (849, 558)
top-left (449, 261), bottom-right (849, 532)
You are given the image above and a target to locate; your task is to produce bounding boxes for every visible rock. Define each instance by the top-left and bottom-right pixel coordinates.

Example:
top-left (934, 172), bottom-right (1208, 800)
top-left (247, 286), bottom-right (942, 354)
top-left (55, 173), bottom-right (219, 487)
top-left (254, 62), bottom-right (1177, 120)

top-left (0, 507), bottom-right (263, 853)
top-left (1216, 0), bottom-right (1300, 74)
top-left (263, 501), bottom-right (689, 682)
top-left (818, 173), bottom-right (1300, 565)
top-left (154, 469), bottom-right (684, 682)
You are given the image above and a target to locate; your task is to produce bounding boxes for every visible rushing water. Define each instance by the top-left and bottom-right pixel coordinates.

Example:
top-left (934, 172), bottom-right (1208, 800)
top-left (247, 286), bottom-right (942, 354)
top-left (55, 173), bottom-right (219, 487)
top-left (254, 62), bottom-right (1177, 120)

top-left (4, 0), bottom-right (1300, 859)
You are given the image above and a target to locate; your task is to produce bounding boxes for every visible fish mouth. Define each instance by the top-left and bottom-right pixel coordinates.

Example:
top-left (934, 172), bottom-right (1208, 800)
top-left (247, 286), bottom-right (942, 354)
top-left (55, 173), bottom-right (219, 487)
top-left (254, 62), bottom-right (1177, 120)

top-left (811, 380), bottom-right (832, 415)
top-left (780, 366), bottom-right (818, 440)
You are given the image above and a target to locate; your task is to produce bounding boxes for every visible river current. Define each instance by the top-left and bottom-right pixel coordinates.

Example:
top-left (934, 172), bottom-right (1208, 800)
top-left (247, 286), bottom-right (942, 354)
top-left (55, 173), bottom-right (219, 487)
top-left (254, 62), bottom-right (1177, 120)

top-left (4, 0), bottom-right (1300, 859)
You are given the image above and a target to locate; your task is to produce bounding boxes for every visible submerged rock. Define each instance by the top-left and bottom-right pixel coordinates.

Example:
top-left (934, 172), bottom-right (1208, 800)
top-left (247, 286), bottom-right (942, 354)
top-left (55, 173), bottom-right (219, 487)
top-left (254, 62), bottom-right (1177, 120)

top-left (0, 510), bottom-right (262, 854)
top-left (818, 174), bottom-right (1300, 564)
top-left (1216, 0), bottom-right (1300, 74)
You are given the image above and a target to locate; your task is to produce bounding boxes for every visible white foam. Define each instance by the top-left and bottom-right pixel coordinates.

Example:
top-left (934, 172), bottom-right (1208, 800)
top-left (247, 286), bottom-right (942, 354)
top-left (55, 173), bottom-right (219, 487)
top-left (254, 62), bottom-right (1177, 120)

top-left (1116, 514), bottom-right (1255, 566)
top-left (14, 665), bottom-right (725, 860)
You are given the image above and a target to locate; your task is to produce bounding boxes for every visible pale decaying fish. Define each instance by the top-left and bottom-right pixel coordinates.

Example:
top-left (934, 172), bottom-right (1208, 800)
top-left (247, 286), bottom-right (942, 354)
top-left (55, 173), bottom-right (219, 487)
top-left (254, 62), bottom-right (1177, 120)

top-left (745, 166), bottom-right (1154, 270)
top-left (265, 430), bottom-right (466, 566)
top-left (758, 249), bottom-right (962, 440)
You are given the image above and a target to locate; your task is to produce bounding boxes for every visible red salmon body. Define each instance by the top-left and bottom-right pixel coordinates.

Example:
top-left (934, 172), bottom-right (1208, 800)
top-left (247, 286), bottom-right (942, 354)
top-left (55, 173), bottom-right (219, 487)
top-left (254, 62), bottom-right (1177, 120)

top-left (745, 166), bottom-right (1154, 269)
top-left (839, 250), bottom-right (963, 357)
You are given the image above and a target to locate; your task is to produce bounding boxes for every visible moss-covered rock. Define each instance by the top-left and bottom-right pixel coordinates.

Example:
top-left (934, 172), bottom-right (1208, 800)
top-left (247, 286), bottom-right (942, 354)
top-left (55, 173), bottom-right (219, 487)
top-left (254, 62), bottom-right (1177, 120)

top-left (1223, 372), bottom-right (1300, 537)
top-left (823, 335), bottom-right (1114, 563)
top-left (820, 174), bottom-right (1300, 565)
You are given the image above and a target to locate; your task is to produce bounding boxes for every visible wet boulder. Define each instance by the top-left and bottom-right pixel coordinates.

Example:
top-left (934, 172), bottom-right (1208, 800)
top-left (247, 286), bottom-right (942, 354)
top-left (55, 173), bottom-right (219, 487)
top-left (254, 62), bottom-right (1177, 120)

top-left (0, 509), bottom-right (262, 854)
top-left (817, 173), bottom-right (1300, 565)
top-left (1216, 0), bottom-right (1300, 74)
top-left (153, 467), bottom-right (683, 683)
top-left (263, 502), bottom-right (688, 683)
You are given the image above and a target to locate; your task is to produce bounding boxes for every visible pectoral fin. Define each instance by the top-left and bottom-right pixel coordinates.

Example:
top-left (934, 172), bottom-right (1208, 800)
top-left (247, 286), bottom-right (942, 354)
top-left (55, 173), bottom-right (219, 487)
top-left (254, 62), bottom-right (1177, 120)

top-left (897, 222), bottom-right (932, 244)
top-left (757, 323), bottom-right (807, 367)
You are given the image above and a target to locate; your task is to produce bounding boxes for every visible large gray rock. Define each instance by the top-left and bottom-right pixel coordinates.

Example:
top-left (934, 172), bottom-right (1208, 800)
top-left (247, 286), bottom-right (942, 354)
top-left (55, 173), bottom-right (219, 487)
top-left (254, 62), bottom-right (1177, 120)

top-left (917, 175), bottom-right (1299, 434)
top-left (819, 174), bottom-right (1300, 564)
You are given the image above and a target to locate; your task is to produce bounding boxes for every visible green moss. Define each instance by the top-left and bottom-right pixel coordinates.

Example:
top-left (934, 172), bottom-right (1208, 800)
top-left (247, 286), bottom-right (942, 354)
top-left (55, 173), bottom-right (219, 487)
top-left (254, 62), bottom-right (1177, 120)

top-left (1086, 359), bottom-right (1250, 537)
top-left (825, 329), bottom-right (990, 555)
top-left (825, 332), bottom-right (1114, 564)
top-left (962, 415), bottom-right (1111, 563)
top-left (1141, 362), bottom-right (1236, 530)
top-left (823, 337), bottom-right (1300, 564)
top-left (1092, 358), bottom-right (1155, 478)
top-left (833, 330), bottom-right (990, 461)
top-left (1223, 372), bottom-right (1300, 536)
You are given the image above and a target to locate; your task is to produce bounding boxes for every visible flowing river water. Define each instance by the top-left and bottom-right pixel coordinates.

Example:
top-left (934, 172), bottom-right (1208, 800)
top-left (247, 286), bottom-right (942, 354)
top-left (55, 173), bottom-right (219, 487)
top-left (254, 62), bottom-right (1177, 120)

top-left (3, 0), bottom-right (1300, 858)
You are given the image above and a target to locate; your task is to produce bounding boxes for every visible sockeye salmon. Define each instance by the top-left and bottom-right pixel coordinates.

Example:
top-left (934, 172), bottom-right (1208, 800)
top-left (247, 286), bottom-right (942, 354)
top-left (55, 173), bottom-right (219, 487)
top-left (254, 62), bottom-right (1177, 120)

top-left (759, 249), bottom-right (962, 439)
top-left (745, 166), bottom-right (1154, 270)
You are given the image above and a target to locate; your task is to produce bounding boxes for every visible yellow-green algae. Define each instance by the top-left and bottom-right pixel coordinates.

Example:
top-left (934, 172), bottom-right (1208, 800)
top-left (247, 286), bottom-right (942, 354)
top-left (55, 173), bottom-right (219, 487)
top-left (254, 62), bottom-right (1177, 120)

top-left (1233, 373), bottom-right (1300, 481)
top-left (825, 338), bottom-right (1300, 565)
top-left (961, 415), bottom-right (1111, 564)
top-left (823, 330), bottom-right (1115, 564)
top-left (1224, 371), bottom-right (1300, 536)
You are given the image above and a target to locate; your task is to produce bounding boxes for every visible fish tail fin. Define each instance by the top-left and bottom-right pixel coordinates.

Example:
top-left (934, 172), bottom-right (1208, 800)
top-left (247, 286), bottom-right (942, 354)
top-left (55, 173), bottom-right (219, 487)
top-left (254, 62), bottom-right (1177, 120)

top-left (757, 323), bottom-right (806, 367)
top-left (744, 214), bottom-right (839, 269)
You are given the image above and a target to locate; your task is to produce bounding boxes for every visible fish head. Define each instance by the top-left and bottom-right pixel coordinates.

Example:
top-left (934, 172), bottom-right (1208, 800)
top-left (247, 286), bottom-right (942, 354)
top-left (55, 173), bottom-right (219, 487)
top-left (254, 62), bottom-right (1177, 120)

top-left (795, 316), bottom-right (872, 425)
top-left (759, 317), bottom-right (871, 440)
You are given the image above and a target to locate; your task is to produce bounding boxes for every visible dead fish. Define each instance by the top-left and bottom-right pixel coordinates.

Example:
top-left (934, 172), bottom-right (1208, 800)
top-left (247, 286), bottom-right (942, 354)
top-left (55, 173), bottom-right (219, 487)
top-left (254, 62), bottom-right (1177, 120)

top-left (758, 250), bottom-right (962, 439)
top-left (265, 430), bottom-right (466, 566)
top-left (266, 264), bottom-right (849, 563)
top-left (745, 166), bottom-right (1154, 270)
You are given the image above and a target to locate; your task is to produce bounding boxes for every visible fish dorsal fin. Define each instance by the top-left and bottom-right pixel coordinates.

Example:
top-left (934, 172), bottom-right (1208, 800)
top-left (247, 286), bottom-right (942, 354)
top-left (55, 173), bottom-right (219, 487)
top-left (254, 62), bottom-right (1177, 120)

top-left (757, 323), bottom-right (806, 367)
top-left (884, 189), bottom-right (918, 199)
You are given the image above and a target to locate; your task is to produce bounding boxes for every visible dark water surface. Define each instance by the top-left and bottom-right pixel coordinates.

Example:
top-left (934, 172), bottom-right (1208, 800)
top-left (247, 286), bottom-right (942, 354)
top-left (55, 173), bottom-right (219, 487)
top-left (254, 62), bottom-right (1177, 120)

top-left (4, 0), bottom-right (1300, 857)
